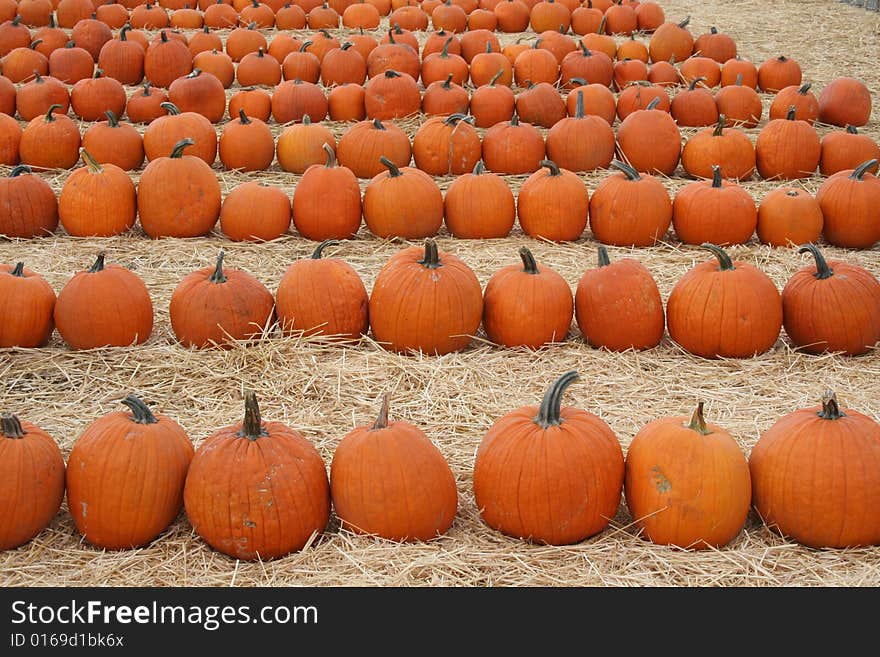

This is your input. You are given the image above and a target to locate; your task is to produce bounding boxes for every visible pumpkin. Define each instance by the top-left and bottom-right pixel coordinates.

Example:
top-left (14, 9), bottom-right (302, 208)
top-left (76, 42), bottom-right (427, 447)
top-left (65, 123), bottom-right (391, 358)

top-left (170, 251), bottom-right (275, 349)
top-left (230, 87), bottom-right (274, 122)
top-left (66, 395), bottom-right (193, 550)
top-left (546, 90), bottom-right (614, 172)
top-left (364, 69), bottom-right (420, 120)
top-left (331, 394), bottom-right (457, 542)
top-left (281, 42), bottom-right (320, 83)
top-left (570, 2), bottom-right (602, 36)
top-left (755, 107), bottom-right (820, 181)
top-left (226, 23), bottom-right (268, 62)
top-left (0, 262), bottom-right (55, 347)
top-left (530, 0), bottom-right (570, 33)
top-left (757, 55), bottom-right (801, 94)
top-left (459, 27), bottom-right (501, 64)
top-left (1, 41), bottom-right (49, 83)
top-left (275, 240), bottom-right (369, 341)
top-left (714, 74), bottom-right (762, 128)
top-left (412, 113), bottom-right (481, 175)
top-left (188, 27), bottom-right (224, 58)
top-left (271, 78), bottom-right (328, 123)
top-left (517, 159), bottom-right (588, 242)
top-left (616, 96), bottom-right (681, 176)
top-left (495, 0), bottom-right (530, 33)
top-left (817, 77), bottom-right (871, 128)
top-left (444, 160), bottom-right (515, 239)
top-left (70, 68), bottom-right (127, 122)
top-left (220, 181), bottom-right (291, 242)
top-left (564, 80), bottom-right (616, 124)
top-left (59, 150), bottom-right (136, 238)
top-left (0, 72), bottom-right (14, 115)
top-left (473, 370), bottom-right (625, 545)
top-left (673, 166), bottom-right (757, 246)
top-left (782, 243), bottom-right (880, 356)
top-left (613, 58), bottom-right (648, 91)
top-left (646, 58), bottom-right (678, 87)
top-left (125, 82), bottom-right (169, 124)
top-left (19, 104), bottom-right (80, 170)
top-left (578, 21), bottom-right (615, 61)
top-left (0, 113), bottom-right (19, 165)
top-left (97, 24), bottom-right (144, 86)
top-left (648, 16), bottom-right (693, 63)
top-left (816, 159), bottom-right (880, 250)
top-left (750, 391), bottom-right (880, 548)
top-left (679, 56), bottom-right (720, 88)
top-left (669, 77), bottom-right (718, 127)
top-left (482, 246), bottom-right (572, 348)
top-left (130, 3), bottom-right (171, 29)
top-left (243, 0), bottom-right (278, 26)
top-left (204, 2), bottom-right (240, 28)
top-left (0, 164), bottom-right (58, 238)
top-left (48, 41), bottom-right (93, 84)
top-left (143, 101), bottom-right (217, 165)
top-left (421, 74), bottom-right (469, 116)
top-left (469, 42), bottom-right (512, 86)
top-left (481, 112), bottom-right (545, 174)
top-left (292, 144), bottom-right (361, 241)
top-left (624, 402), bottom-right (751, 549)
top-left (366, 34), bottom-right (419, 79)
top-left (720, 56), bottom-right (758, 88)
top-left (513, 39), bottom-right (559, 87)
top-left (336, 117), bottom-right (411, 178)
top-left (219, 109), bottom-right (275, 172)
top-left (756, 187), bottom-right (823, 248)
top-left (515, 81), bottom-right (566, 128)
top-left (369, 238), bottom-right (482, 355)
top-left (421, 35), bottom-right (468, 85)
top-left (681, 115), bottom-right (755, 181)
top-left (769, 82), bottom-right (818, 124)
top-left (666, 243), bottom-right (782, 359)
top-left (0, 413), bottom-right (64, 550)
top-left (588, 159), bottom-right (671, 247)
top-left (167, 67), bottom-right (227, 123)
top-left (558, 43), bottom-right (612, 88)
top-left (575, 246), bottom-right (664, 351)
top-left (171, 7), bottom-right (205, 29)
top-left (616, 81), bottom-right (670, 121)
top-left (81, 111), bottom-right (145, 172)
top-left (0, 16), bottom-right (31, 56)
top-left (363, 157), bottom-right (443, 239)
top-left (469, 68), bottom-right (515, 127)
top-left (137, 138), bottom-right (222, 239)
top-left (617, 35), bottom-right (649, 63)
top-left (184, 391), bottom-right (330, 560)
top-left (635, 1), bottom-right (664, 31)
top-left (54, 253), bottom-right (154, 350)
top-left (320, 42), bottom-right (366, 87)
top-left (421, 29), bottom-right (461, 60)
top-left (693, 26), bottom-right (736, 63)
top-left (432, 0), bottom-right (468, 32)
top-left (31, 23), bottom-right (68, 59)
top-left (276, 115), bottom-right (334, 174)
top-left (343, 2), bottom-right (381, 28)
top-left (144, 30), bottom-right (193, 88)
top-left (819, 126), bottom-right (880, 177)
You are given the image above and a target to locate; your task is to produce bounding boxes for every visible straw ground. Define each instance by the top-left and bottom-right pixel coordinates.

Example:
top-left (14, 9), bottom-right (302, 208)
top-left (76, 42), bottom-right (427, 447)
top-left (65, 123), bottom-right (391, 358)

top-left (1, 0), bottom-right (879, 586)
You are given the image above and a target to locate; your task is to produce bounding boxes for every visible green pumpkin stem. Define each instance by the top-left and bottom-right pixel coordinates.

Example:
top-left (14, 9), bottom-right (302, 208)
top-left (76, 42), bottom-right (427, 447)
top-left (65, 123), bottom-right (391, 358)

top-left (88, 253), bottom-right (106, 273)
top-left (713, 114), bottom-right (726, 136)
top-left (701, 243), bottom-right (735, 271)
top-left (785, 105), bottom-right (797, 121)
top-left (846, 125), bottom-right (858, 135)
top-left (535, 371), bottom-right (579, 429)
top-left (798, 82), bottom-right (811, 95)
top-left (10, 262), bottom-right (25, 277)
top-left (371, 393), bottom-right (390, 430)
top-left (441, 36), bottom-right (453, 58)
top-left (540, 159), bottom-right (560, 176)
top-left (10, 164), bottom-right (32, 177)
top-left (610, 158), bottom-right (641, 181)
top-left (711, 165), bottom-right (722, 188)
top-left (239, 391), bottom-right (267, 440)
top-left (322, 142), bottom-right (337, 167)
top-left (850, 159), bottom-right (878, 181)
top-left (0, 414), bottom-right (25, 439)
top-left (170, 137), bottom-right (194, 158)
top-left (597, 246), bottom-right (611, 267)
top-left (646, 96), bottom-right (661, 111)
top-left (209, 250), bottom-right (226, 284)
top-left (312, 239), bottom-right (339, 259)
top-left (120, 395), bottom-right (159, 425)
top-left (798, 243), bottom-right (833, 280)
top-left (418, 238), bottom-right (442, 270)
top-left (519, 246), bottom-right (539, 274)
top-left (442, 73), bottom-right (454, 89)
top-left (686, 402), bottom-right (712, 435)
top-left (818, 390), bottom-right (845, 420)
top-left (238, 108), bottom-right (251, 124)
top-left (489, 69), bottom-right (504, 86)
top-left (472, 160), bottom-right (486, 175)
top-left (44, 103), bottom-right (62, 121)
top-left (688, 76), bottom-right (705, 91)
top-left (105, 110), bottom-right (119, 127)
top-left (575, 90), bottom-right (584, 118)
top-left (80, 149), bottom-right (102, 173)
top-left (380, 156), bottom-right (401, 177)
top-left (160, 101), bottom-right (180, 115)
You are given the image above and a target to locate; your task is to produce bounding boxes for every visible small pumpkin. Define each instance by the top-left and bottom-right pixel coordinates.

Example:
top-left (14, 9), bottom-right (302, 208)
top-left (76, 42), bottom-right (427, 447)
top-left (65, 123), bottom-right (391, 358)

top-left (66, 395), bottom-right (194, 550)
top-left (81, 110), bottom-right (145, 172)
top-left (363, 156), bottom-right (443, 239)
top-left (143, 30), bottom-right (193, 88)
top-left (48, 40), bottom-right (93, 84)
top-left (565, 79), bottom-right (616, 124)
top-left (229, 87), bottom-right (273, 122)
top-left (679, 56), bottom-right (720, 88)
top-left (473, 371), bottom-right (625, 545)
top-left (364, 68), bottom-right (421, 120)
top-left (0, 164), bottom-right (58, 238)
top-left (546, 90), bottom-right (614, 172)
top-left (292, 144), bottom-right (362, 241)
top-left (648, 16), bottom-right (694, 63)
top-left (19, 104), bottom-right (81, 170)
top-left (481, 112), bottom-right (545, 174)
top-left (58, 150), bottom-right (136, 238)
top-left (238, 47), bottom-right (282, 87)
top-left (271, 78), bottom-right (328, 123)
top-left (336, 117), bottom-right (411, 178)
top-left (515, 80), bottom-right (566, 128)
top-left (769, 82), bottom-right (818, 124)
top-left (693, 26), bottom-right (736, 63)
top-left (672, 166), bottom-right (757, 246)
top-left (167, 67), bottom-right (227, 123)
top-left (14, 72), bottom-right (69, 121)
top-left (819, 126), bottom-right (880, 177)
top-left (0, 262), bottom-right (55, 347)
top-left (615, 81), bottom-right (669, 121)
top-left (816, 159), bottom-right (880, 249)
top-left (616, 96), bottom-right (681, 176)
top-left (720, 56), bottom-right (757, 88)
top-left (421, 73), bottom-right (469, 116)
top-left (143, 101), bottom-right (217, 165)
top-left (575, 246), bottom-right (664, 351)
top-left (817, 77), bottom-right (871, 127)
top-left (443, 160), bottom-right (515, 239)
top-left (681, 114), bottom-right (755, 180)
top-left (97, 24), bottom-right (144, 85)
top-left (513, 39), bottom-right (559, 87)
top-left (218, 109), bottom-right (275, 171)
top-left (755, 106), bottom-right (820, 181)
top-left (757, 55), bottom-right (801, 94)
top-left (669, 76), bottom-right (718, 127)
top-left (517, 159), bottom-right (589, 243)
top-left (220, 181), bottom-right (291, 242)
top-left (193, 48), bottom-right (235, 88)
top-left (124, 81), bottom-right (168, 124)
top-left (558, 42), bottom-right (612, 88)
top-left (469, 68), bottom-right (515, 128)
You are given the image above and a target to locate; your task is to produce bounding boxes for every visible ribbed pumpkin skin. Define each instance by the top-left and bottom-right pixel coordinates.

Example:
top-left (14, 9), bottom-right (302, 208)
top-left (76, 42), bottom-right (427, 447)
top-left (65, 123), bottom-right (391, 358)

top-left (517, 163), bottom-right (588, 242)
top-left (672, 176), bottom-right (757, 246)
top-left (58, 160), bottom-right (136, 237)
top-left (54, 257), bottom-right (154, 350)
top-left (624, 408), bottom-right (751, 549)
top-left (184, 413), bottom-right (330, 560)
top-left (66, 403), bottom-right (194, 550)
top-left (220, 181), bottom-right (291, 242)
top-left (443, 163), bottom-right (515, 239)
top-left (170, 256), bottom-right (276, 349)
top-left (0, 417), bottom-right (65, 550)
top-left (575, 253), bottom-right (664, 351)
top-left (749, 396), bottom-right (880, 548)
top-left (755, 115), bottom-right (820, 181)
top-left (369, 241), bottom-right (483, 355)
top-left (666, 247), bottom-right (782, 359)
top-left (362, 164), bottom-right (443, 239)
top-left (616, 106), bottom-right (681, 176)
top-left (756, 187), bottom-right (823, 248)
top-left (816, 165), bottom-right (880, 250)
top-left (781, 248), bottom-right (880, 356)
top-left (0, 263), bottom-right (56, 348)
top-left (275, 246), bottom-right (369, 341)
top-left (588, 166), bottom-right (671, 247)
top-left (330, 413), bottom-right (457, 542)
top-left (0, 167), bottom-right (58, 238)
top-left (473, 383), bottom-right (624, 545)
top-left (292, 151), bottom-right (362, 241)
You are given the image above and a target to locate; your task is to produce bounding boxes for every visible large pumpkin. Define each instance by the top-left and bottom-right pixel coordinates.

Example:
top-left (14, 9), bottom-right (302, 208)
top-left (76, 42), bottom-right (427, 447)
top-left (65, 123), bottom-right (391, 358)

top-left (545, 89), bottom-right (615, 172)
top-left (755, 106), bottom-right (820, 180)
top-left (666, 243), bottom-right (782, 359)
top-left (443, 160), bottom-right (515, 239)
top-left (473, 371), bottom-right (625, 545)
top-left (481, 112), bottom-right (545, 174)
top-left (0, 164), bottom-right (58, 238)
top-left (330, 394), bottom-right (458, 542)
top-left (750, 391), bottom-right (880, 548)
top-left (816, 159), bottom-right (880, 250)
top-left (412, 113), bottom-right (481, 175)
top-left (782, 244), bottom-right (880, 356)
top-left (817, 76), bottom-right (871, 127)
top-left (66, 395), bottom-right (194, 549)
top-left (0, 413), bottom-right (65, 550)
top-left (672, 166), bottom-right (757, 246)
top-left (184, 392), bottom-right (331, 560)
top-left (616, 96), bottom-right (681, 176)
top-left (0, 262), bottom-right (55, 348)
top-left (335, 117), bottom-right (412, 179)
top-left (517, 159), bottom-right (588, 242)
top-left (292, 144), bottom-right (362, 241)
top-left (680, 114), bottom-right (756, 180)
top-left (369, 238), bottom-right (483, 355)
top-left (624, 402), bottom-right (751, 549)
top-left (58, 150), bottom-right (136, 238)
top-left (756, 187), bottom-right (823, 248)
top-left (362, 157), bottom-right (443, 239)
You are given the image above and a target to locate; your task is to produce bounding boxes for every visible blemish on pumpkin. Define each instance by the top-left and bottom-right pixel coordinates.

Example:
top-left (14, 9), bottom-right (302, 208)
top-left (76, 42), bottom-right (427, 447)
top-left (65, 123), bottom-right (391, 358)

top-left (80, 502), bottom-right (88, 517)
top-left (651, 467), bottom-right (671, 493)
top-left (243, 519), bottom-right (256, 528)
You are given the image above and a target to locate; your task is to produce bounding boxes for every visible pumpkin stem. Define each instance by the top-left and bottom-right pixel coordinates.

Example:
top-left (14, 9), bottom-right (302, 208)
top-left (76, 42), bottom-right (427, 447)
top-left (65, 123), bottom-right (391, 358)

top-left (302, 114), bottom-right (311, 125)
top-left (312, 239), bottom-right (339, 259)
top-left (734, 73), bottom-right (743, 87)
top-left (238, 108), bottom-right (251, 124)
top-left (574, 90), bottom-right (584, 119)
top-left (700, 243), bottom-right (735, 271)
top-left (597, 246), bottom-right (611, 267)
top-left (472, 160), bottom-right (485, 175)
top-left (711, 165), bottom-right (722, 188)
top-left (170, 138), bottom-right (194, 158)
top-left (646, 96), bottom-right (661, 111)
top-left (444, 112), bottom-right (472, 126)
top-left (610, 158), bottom-right (641, 181)
top-left (384, 70), bottom-right (402, 79)
top-left (120, 395), bottom-right (159, 425)
top-left (540, 159), bottom-right (561, 176)
top-left (370, 393), bottom-right (390, 430)
top-left (569, 77), bottom-right (586, 87)
top-left (510, 112), bottom-right (520, 126)
top-left (209, 250), bottom-right (226, 284)
top-left (688, 76), bottom-right (706, 91)
top-left (0, 414), bottom-right (25, 439)
top-left (380, 156), bottom-right (401, 177)
top-left (142, 81), bottom-right (152, 96)
top-left (850, 159), bottom-right (878, 181)
top-left (105, 110), bottom-right (119, 127)
top-left (120, 24), bottom-right (130, 41)
top-left (846, 125), bottom-right (858, 135)
top-left (817, 390), bottom-right (845, 420)
top-left (798, 82), bottom-right (811, 95)
top-left (239, 391), bottom-right (268, 440)
top-left (160, 30), bottom-right (168, 43)
top-left (440, 36), bottom-right (453, 58)
top-left (678, 16), bottom-right (690, 28)
top-left (44, 103), bottom-right (62, 121)
top-left (785, 105), bottom-right (797, 121)
top-left (10, 262), bottom-right (25, 277)
top-left (535, 371), bottom-right (579, 429)
top-left (442, 73), bottom-right (454, 89)
top-left (579, 42), bottom-right (591, 56)
top-left (713, 114), bottom-right (725, 136)
top-left (322, 142), bottom-right (336, 167)
top-left (519, 246), bottom-right (539, 275)
top-left (160, 102), bottom-right (180, 115)
top-left (489, 69), bottom-right (504, 86)
top-left (798, 243), bottom-right (833, 280)
top-left (686, 402), bottom-right (712, 435)
top-left (88, 253), bottom-right (106, 273)
top-left (80, 149), bottom-right (103, 173)
top-left (372, 117), bottom-right (385, 130)
top-left (10, 164), bottom-right (32, 178)
top-left (418, 238), bottom-right (442, 270)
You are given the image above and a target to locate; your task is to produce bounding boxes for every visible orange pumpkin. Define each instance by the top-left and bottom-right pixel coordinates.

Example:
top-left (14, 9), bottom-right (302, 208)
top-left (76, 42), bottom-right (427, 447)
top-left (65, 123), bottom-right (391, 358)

top-left (469, 68), bottom-right (515, 127)
top-left (816, 159), bottom-right (880, 249)
top-left (817, 77), bottom-right (871, 128)
top-left (517, 159), bottom-right (588, 242)
top-left (672, 166), bottom-right (757, 246)
top-left (756, 187), bottom-right (823, 248)
top-left (616, 96), bottom-right (681, 176)
top-left (412, 113), bottom-right (481, 175)
top-left (19, 104), bottom-right (81, 170)
top-left (81, 110), bottom-right (145, 172)
top-left (336, 117), bottom-right (412, 178)
top-left (0, 262), bottom-right (56, 347)
top-left (819, 126), bottom-right (880, 177)
top-left (290, 145), bottom-right (361, 241)
top-left (220, 181), bottom-right (291, 242)
top-left (481, 112), bottom-right (545, 174)
top-left (681, 114), bottom-right (755, 181)
top-left (363, 157), bottom-right (443, 239)
top-left (693, 26), bottom-right (736, 63)
top-left (143, 101), bottom-right (217, 165)
top-left (648, 16), bottom-right (693, 63)
top-left (769, 82), bottom-right (818, 124)
top-left (58, 150), bottom-right (136, 238)
top-left (0, 164), bottom-right (58, 238)
top-left (443, 160), bottom-right (515, 239)
top-left (546, 89), bottom-right (614, 172)
top-left (755, 107), bottom-right (820, 181)
top-left (757, 55), bottom-right (801, 93)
